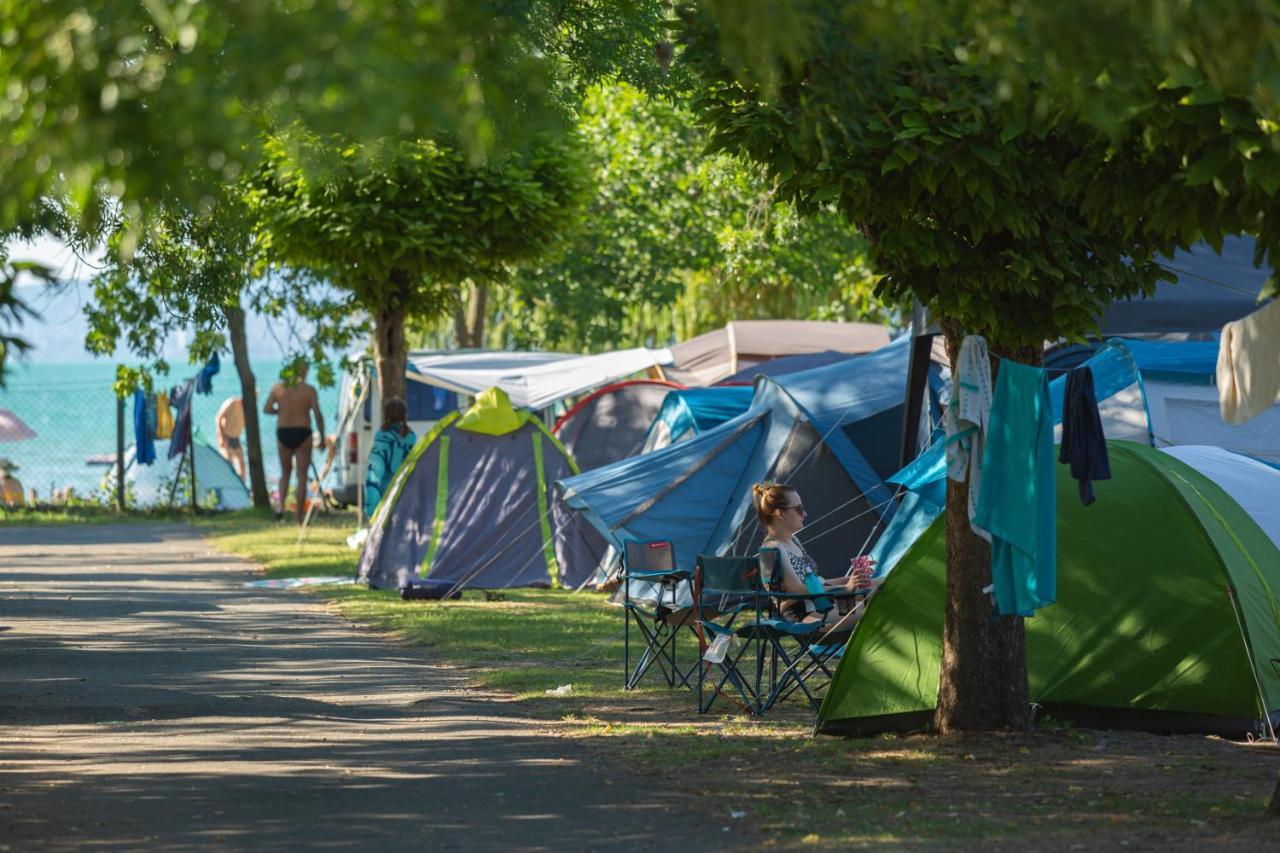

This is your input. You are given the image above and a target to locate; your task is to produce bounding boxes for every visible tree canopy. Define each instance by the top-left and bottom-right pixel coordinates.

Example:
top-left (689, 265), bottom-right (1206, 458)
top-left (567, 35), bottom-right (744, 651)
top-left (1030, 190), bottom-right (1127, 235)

top-left (493, 83), bottom-right (884, 352)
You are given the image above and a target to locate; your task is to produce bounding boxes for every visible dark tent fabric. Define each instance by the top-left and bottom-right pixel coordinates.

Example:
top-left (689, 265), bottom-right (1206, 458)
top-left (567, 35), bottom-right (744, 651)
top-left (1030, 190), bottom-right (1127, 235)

top-left (358, 388), bottom-right (592, 591)
top-left (560, 339), bottom-right (945, 578)
top-left (717, 350), bottom-right (856, 385)
top-left (1100, 235), bottom-right (1274, 334)
top-left (553, 380), bottom-right (681, 471)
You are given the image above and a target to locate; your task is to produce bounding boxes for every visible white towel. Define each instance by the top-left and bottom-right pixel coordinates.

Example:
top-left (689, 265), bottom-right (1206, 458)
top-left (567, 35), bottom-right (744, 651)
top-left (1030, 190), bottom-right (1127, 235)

top-left (945, 335), bottom-right (993, 541)
top-left (1218, 299), bottom-right (1280, 425)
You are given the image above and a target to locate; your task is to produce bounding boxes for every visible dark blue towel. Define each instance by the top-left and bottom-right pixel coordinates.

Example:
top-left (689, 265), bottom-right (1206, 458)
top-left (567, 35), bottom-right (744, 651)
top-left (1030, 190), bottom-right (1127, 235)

top-left (133, 389), bottom-right (156, 465)
top-left (195, 352), bottom-right (220, 395)
top-left (167, 380), bottom-right (194, 460)
top-left (1058, 366), bottom-right (1111, 505)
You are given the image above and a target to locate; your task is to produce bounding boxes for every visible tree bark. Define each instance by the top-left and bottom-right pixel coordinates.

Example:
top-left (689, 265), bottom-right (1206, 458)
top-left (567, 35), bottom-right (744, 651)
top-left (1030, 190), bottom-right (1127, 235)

top-left (933, 321), bottom-right (1033, 734)
top-left (374, 305), bottom-right (408, 405)
top-left (454, 282), bottom-right (488, 349)
top-left (224, 304), bottom-right (270, 509)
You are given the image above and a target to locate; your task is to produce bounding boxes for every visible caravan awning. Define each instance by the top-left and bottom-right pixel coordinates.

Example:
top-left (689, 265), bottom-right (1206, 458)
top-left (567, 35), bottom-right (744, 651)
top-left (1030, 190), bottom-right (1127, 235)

top-left (405, 348), bottom-right (674, 411)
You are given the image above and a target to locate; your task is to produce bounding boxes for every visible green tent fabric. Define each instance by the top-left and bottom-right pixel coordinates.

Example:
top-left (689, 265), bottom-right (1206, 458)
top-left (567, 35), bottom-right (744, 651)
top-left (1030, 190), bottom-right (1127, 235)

top-left (817, 441), bottom-right (1280, 739)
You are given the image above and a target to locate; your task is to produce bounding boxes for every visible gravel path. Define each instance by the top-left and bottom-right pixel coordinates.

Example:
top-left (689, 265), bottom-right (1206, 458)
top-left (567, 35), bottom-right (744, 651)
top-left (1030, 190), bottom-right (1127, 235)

top-left (0, 524), bottom-right (712, 851)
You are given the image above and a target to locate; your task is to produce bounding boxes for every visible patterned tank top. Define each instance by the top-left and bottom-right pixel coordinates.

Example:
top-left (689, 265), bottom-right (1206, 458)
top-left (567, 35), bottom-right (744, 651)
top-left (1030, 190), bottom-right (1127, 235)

top-left (762, 537), bottom-right (818, 580)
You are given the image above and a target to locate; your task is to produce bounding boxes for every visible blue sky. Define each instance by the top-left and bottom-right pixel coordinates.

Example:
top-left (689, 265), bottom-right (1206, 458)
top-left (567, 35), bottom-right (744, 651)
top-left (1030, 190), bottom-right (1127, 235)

top-left (8, 233), bottom-right (349, 364)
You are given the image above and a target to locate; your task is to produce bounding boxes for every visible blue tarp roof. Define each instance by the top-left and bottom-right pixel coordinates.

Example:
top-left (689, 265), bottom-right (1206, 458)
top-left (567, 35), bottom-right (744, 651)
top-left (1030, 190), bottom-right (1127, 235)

top-left (717, 350), bottom-right (857, 385)
top-left (1100, 235), bottom-right (1273, 334)
top-left (559, 339), bottom-right (933, 574)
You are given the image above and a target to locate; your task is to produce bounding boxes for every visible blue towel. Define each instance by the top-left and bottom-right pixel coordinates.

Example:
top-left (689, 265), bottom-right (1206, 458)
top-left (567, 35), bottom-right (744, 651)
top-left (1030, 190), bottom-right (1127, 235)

top-left (971, 360), bottom-right (1056, 617)
top-left (195, 352), bottom-right (220, 395)
top-left (168, 381), bottom-right (194, 461)
top-left (1058, 366), bottom-right (1111, 505)
top-left (133, 389), bottom-right (156, 465)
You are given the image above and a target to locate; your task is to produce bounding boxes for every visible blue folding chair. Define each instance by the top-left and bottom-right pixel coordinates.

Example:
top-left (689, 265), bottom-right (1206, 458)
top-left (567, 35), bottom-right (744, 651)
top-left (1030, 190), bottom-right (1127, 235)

top-left (621, 539), bottom-right (697, 690)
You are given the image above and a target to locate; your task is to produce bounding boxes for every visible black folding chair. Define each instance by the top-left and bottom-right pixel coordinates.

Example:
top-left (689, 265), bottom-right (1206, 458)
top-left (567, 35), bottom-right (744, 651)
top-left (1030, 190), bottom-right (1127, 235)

top-left (621, 539), bottom-right (697, 690)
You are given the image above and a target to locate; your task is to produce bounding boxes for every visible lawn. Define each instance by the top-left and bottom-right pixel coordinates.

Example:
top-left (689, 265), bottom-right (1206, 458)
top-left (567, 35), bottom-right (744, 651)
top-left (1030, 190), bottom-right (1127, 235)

top-left (197, 511), bottom-right (1280, 849)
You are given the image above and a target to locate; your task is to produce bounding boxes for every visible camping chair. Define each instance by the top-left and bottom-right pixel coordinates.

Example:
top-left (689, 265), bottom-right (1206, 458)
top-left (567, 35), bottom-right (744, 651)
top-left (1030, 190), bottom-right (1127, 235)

top-left (621, 539), bottom-right (697, 690)
top-left (756, 552), bottom-right (870, 714)
top-left (693, 551), bottom-right (786, 715)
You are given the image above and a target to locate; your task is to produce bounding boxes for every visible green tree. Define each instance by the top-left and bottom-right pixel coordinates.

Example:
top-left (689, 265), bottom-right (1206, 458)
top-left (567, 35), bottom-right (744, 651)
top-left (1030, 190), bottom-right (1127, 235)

top-left (683, 12), bottom-right (1194, 732)
top-left (492, 83), bottom-right (883, 352)
top-left (250, 131), bottom-right (590, 402)
top-left (85, 191), bottom-right (362, 507)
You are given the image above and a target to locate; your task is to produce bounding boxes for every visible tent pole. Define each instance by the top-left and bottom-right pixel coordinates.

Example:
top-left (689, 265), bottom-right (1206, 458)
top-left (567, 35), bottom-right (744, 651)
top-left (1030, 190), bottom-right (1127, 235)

top-left (116, 394), bottom-right (126, 512)
top-left (1227, 585), bottom-right (1277, 743)
top-left (189, 431), bottom-right (198, 515)
top-left (898, 301), bottom-right (936, 469)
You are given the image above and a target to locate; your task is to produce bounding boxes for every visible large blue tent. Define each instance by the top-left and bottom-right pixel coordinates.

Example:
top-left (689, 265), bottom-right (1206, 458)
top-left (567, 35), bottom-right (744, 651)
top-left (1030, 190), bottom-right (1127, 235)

top-left (559, 338), bottom-right (942, 577)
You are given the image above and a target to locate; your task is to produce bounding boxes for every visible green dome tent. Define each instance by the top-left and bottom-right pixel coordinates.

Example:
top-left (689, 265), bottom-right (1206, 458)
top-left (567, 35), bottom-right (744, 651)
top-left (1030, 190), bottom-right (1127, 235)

top-left (357, 387), bottom-right (589, 591)
top-left (817, 442), bottom-right (1280, 739)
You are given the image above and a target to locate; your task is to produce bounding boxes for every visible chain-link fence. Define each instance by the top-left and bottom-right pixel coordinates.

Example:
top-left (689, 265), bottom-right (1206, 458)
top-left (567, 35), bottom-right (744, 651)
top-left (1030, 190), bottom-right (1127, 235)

top-left (2, 365), bottom-right (344, 514)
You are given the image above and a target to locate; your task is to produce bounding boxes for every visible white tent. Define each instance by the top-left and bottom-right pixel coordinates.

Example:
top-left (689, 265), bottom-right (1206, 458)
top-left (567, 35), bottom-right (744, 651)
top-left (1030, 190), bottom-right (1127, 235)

top-left (1160, 445), bottom-right (1280, 550)
top-left (404, 348), bottom-right (673, 411)
top-left (116, 440), bottom-right (252, 510)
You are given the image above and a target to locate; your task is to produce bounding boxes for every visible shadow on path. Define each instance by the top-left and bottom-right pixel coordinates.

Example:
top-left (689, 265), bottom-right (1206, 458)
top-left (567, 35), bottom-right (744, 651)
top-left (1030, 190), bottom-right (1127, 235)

top-left (0, 525), bottom-right (717, 851)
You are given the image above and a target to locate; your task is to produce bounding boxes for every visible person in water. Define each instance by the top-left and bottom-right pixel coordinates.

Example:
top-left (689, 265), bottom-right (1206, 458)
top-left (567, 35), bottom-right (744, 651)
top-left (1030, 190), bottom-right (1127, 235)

top-left (264, 360), bottom-right (325, 523)
top-left (752, 482), bottom-right (882, 635)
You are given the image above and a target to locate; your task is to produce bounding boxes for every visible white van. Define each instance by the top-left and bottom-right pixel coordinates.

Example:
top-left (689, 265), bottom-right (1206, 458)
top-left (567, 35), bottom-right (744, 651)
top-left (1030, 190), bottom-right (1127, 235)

top-left (329, 357), bottom-right (462, 511)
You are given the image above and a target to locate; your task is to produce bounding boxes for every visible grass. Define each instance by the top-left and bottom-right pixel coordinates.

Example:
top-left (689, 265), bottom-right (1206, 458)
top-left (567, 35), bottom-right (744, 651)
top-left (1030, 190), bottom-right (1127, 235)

top-left (1, 503), bottom-right (203, 526)
top-left (195, 512), bottom-right (1280, 849)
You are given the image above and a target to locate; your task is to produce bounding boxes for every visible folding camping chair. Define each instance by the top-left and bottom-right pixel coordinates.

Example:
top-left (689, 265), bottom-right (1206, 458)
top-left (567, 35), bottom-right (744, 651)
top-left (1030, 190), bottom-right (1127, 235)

top-left (756, 552), bottom-right (871, 714)
top-left (694, 549), bottom-right (866, 715)
top-left (621, 539), bottom-right (697, 690)
top-left (693, 551), bottom-right (790, 715)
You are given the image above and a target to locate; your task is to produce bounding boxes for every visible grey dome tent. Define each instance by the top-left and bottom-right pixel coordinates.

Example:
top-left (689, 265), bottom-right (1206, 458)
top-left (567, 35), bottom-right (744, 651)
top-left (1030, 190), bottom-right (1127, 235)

top-left (552, 379), bottom-right (681, 471)
top-left (358, 387), bottom-right (591, 591)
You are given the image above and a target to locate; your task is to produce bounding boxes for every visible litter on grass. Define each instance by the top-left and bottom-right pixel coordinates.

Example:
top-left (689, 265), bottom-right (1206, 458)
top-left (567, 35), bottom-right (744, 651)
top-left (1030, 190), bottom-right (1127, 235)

top-left (545, 684), bottom-right (573, 696)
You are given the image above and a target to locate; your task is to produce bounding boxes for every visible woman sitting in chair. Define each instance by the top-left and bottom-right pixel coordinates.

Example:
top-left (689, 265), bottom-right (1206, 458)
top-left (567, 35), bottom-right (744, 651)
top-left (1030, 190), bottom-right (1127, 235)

top-left (752, 482), bottom-right (882, 633)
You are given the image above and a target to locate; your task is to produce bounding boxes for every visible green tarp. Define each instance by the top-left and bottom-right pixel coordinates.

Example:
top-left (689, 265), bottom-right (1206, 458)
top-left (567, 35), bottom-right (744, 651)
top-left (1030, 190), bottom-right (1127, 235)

top-left (818, 442), bottom-right (1280, 738)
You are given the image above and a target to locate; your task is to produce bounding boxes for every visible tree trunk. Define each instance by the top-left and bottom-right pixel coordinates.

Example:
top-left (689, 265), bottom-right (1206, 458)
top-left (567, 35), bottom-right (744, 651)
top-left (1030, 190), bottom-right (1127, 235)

top-left (224, 304), bottom-right (270, 509)
top-left (374, 304), bottom-right (408, 405)
top-left (454, 282), bottom-right (488, 349)
top-left (933, 321), bottom-right (1033, 734)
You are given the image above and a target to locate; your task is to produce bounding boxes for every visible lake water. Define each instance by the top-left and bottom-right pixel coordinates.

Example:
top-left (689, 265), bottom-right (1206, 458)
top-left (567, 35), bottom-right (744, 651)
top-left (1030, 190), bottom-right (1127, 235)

top-left (0, 359), bottom-right (341, 502)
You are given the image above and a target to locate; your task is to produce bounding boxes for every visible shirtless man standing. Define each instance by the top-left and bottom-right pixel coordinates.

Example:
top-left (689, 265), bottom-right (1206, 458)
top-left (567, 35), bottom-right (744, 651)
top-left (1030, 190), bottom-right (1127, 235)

top-left (263, 362), bottom-right (325, 523)
top-left (214, 396), bottom-right (247, 481)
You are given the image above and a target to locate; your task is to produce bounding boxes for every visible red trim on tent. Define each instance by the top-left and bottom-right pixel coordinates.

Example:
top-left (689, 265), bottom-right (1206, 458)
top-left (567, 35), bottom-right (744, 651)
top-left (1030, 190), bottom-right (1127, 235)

top-left (552, 378), bottom-right (684, 435)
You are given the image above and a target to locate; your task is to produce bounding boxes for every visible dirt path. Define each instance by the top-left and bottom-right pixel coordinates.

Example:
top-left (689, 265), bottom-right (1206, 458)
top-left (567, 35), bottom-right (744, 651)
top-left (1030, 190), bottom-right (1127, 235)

top-left (0, 524), bottom-right (714, 851)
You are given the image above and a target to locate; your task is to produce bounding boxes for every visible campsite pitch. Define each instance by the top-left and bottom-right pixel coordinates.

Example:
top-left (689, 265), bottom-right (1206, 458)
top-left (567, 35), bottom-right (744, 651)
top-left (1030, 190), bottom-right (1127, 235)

top-left (200, 514), bottom-right (1280, 850)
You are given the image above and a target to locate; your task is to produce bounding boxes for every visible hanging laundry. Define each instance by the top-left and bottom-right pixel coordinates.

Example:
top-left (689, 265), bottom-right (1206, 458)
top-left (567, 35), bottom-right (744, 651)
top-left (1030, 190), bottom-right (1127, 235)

top-left (144, 393), bottom-right (158, 439)
top-left (944, 335), bottom-right (993, 541)
top-left (155, 392), bottom-right (175, 439)
top-left (168, 381), bottom-right (195, 461)
top-left (1058, 365), bottom-right (1111, 505)
top-left (972, 359), bottom-right (1056, 618)
top-left (133, 389), bottom-right (156, 466)
top-left (195, 351), bottom-right (221, 395)
top-left (1218, 298), bottom-right (1280, 425)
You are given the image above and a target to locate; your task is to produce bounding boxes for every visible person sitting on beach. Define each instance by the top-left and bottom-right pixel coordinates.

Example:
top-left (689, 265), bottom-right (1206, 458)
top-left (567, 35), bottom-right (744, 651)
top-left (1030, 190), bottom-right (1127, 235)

top-left (263, 360), bottom-right (325, 524)
top-left (752, 482), bottom-right (882, 635)
top-left (0, 459), bottom-right (24, 508)
top-left (214, 396), bottom-right (247, 481)
top-left (364, 397), bottom-right (416, 520)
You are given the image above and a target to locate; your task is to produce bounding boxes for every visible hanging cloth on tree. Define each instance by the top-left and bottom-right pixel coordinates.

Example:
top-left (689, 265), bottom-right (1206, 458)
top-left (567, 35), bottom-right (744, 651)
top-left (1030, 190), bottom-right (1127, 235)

top-left (195, 352), bottom-right (220, 395)
top-left (155, 392), bottom-right (175, 439)
top-left (1058, 365), bottom-right (1111, 505)
top-left (168, 380), bottom-right (195, 461)
top-left (144, 393), bottom-right (158, 440)
top-left (133, 389), bottom-right (156, 466)
top-left (971, 359), bottom-right (1056, 618)
top-left (944, 335), bottom-right (994, 541)
top-left (1218, 298), bottom-right (1280, 425)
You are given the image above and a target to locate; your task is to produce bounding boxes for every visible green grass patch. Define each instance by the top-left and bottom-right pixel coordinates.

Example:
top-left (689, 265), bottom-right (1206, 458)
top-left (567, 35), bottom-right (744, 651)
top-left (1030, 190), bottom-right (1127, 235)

top-left (0, 504), bottom-right (205, 525)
